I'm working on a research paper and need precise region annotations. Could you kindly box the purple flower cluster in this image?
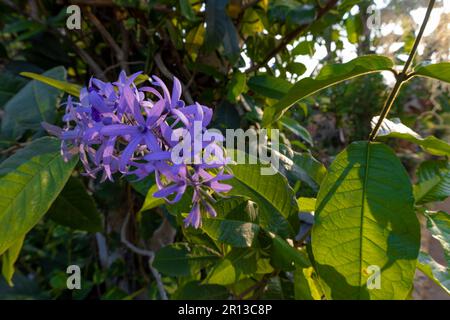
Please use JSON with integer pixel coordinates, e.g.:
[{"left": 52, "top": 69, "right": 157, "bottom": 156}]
[{"left": 44, "top": 71, "right": 232, "bottom": 228}]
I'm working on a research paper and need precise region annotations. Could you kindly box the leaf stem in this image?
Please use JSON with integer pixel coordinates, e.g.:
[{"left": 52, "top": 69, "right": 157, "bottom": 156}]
[{"left": 368, "top": 0, "right": 435, "bottom": 141}]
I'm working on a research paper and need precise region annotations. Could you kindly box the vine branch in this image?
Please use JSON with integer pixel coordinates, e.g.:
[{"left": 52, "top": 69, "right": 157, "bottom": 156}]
[
  {"left": 120, "top": 212, "right": 168, "bottom": 300},
  {"left": 368, "top": 0, "right": 436, "bottom": 141}
]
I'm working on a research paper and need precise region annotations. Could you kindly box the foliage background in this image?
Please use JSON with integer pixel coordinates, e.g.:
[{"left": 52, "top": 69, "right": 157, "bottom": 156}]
[{"left": 0, "top": 0, "right": 449, "bottom": 299}]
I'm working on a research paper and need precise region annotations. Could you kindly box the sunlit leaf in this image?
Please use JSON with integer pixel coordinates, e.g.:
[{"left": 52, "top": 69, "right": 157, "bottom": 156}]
[
  {"left": 413, "top": 62, "right": 450, "bottom": 84},
  {"left": 0, "top": 137, "right": 77, "bottom": 255},
  {"left": 311, "top": 141, "right": 420, "bottom": 300},
  {"left": 263, "top": 55, "right": 394, "bottom": 126}
]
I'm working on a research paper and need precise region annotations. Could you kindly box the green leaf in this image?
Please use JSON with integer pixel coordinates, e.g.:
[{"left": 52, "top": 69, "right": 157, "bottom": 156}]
[
  {"left": 226, "top": 72, "right": 247, "bottom": 102},
  {"left": 424, "top": 211, "right": 450, "bottom": 265},
  {"left": 227, "top": 163, "right": 297, "bottom": 238},
  {"left": 174, "top": 281, "right": 229, "bottom": 299},
  {"left": 186, "top": 23, "right": 205, "bottom": 61},
  {"left": 294, "top": 266, "right": 323, "bottom": 300},
  {"left": 205, "top": 0, "right": 240, "bottom": 63},
  {"left": 202, "top": 197, "right": 260, "bottom": 248},
  {"left": 414, "top": 161, "right": 450, "bottom": 205},
  {"left": 280, "top": 117, "right": 313, "bottom": 145},
  {"left": 297, "top": 197, "right": 316, "bottom": 212},
  {"left": 269, "top": 233, "right": 310, "bottom": 271},
  {"left": 373, "top": 117, "right": 450, "bottom": 157},
  {"left": 248, "top": 75, "right": 293, "bottom": 100},
  {"left": 2, "top": 67, "right": 66, "bottom": 139},
  {"left": 47, "top": 177, "right": 102, "bottom": 232},
  {"left": 292, "top": 41, "right": 315, "bottom": 56},
  {"left": 345, "top": 15, "right": 362, "bottom": 44},
  {"left": 413, "top": 62, "right": 450, "bottom": 84},
  {"left": 179, "top": 0, "right": 198, "bottom": 22},
  {"left": 0, "top": 137, "right": 78, "bottom": 255},
  {"left": 19, "top": 71, "right": 81, "bottom": 97},
  {"left": 311, "top": 141, "right": 420, "bottom": 300},
  {"left": 262, "top": 55, "right": 394, "bottom": 126},
  {"left": 0, "top": 71, "right": 27, "bottom": 108},
  {"left": 205, "top": 248, "right": 257, "bottom": 285},
  {"left": 241, "top": 8, "right": 264, "bottom": 35},
  {"left": 287, "top": 62, "right": 307, "bottom": 76},
  {"left": 1, "top": 235, "right": 25, "bottom": 287},
  {"left": 153, "top": 243, "right": 219, "bottom": 276},
  {"left": 417, "top": 251, "right": 449, "bottom": 295},
  {"left": 286, "top": 152, "right": 327, "bottom": 190},
  {"left": 269, "top": 1, "right": 316, "bottom": 25},
  {"left": 20, "top": 71, "right": 150, "bottom": 96},
  {"left": 138, "top": 184, "right": 165, "bottom": 213}
]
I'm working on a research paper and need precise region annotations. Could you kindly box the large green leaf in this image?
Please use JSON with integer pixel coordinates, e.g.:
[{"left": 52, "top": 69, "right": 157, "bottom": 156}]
[
  {"left": 262, "top": 55, "right": 394, "bottom": 126},
  {"left": 2, "top": 67, "right": 66, "bottom": 140},
  {"left": 424, "top": 211, "right": 450, "bottom": 266},
  {"left": 414, "top": 161, "right": 450, "bottom": 205},
  {"left": 20, "top": 71, "right": 81, "bottom": 97},
  {"left": 0, "top": 137, "right": 77, "bottom": 255},
  {"left": 413, "top": 62, "right": 450, "bottom": 84},
  {"left": 1, "top": 235, "right": 24, "bottom": 286},
  {"left": 47, "top": 177, "right": 102, "bottom": 232},
  {"left": 201, "top": 197, "right": 260, "bottom": 248},
  {"left": 373, "top": 117, "right": 450, "bottom": 157},
  {"left": 417, "top": 251, "right": 449, "bottom": 295},
  {"left": 227, "top": 163, "right": 297, "bottom": 238},
  {"left": 153, "top": 243, "right": 220, "bottom": 276},
  {"left": 311, "top": 141, "right": 420, "bottom": 300}
]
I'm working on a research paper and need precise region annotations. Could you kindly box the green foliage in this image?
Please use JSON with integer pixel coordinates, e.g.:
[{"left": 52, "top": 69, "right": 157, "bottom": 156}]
[
  {"left": 417, "top": 252, "right": 449, "bottom": 295},
  {"left": 0, "top": 137, "right": 77, "bottom": 255},
  {"left": 1, "top": 236, "right": 24, "bottom": 287},
  {"left": 312, "top": 142, "right": 420, "bottom": 299},
  {"left": 0, "top": 0, "right": 449, "bottom": 301},
  {"left": 154, "top": 243, "right": 220, "bottom": 276},
  {"left": 47, "top": 177, "right": 103, "bottom": 233},
  {"left": 20, "top": 71, "right": 81, "bottom": 97},
  {"left": 262, "top": 55, "right": 394, "bottom": 126},
  {"left": 228, "top": 163, "right": 298, "bottom": 238},
  {"left": 374, "top": 118, "right": 450, "bottom": 157},
  {"left": 1, "top": 67, "right": 66, "bottom": 140},
  {"left": 415, "top": 161, "right": 450, "bottom": 205},
  {"left": 413, "top": 63, "right": 450, "bottom": 84},
  {"left": 424, "top": 211, "right": 450, "bottom": 265}
]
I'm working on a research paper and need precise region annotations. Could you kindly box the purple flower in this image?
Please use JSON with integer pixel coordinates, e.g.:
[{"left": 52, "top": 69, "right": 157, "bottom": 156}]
[{"left": 43, "top": 71, "right": 233, "bottom": 228}]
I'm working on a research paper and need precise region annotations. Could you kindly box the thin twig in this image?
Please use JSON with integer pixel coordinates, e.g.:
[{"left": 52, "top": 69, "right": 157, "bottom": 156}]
[
  {"left": 369, "top": 0, "right": 436, "bottom": 141},
  {"left": 86, "top": 9, "right": 128, "bottom": 73},
  {"left": 154, "top": 52, "right": 194, "bottom": 105},
  {"left": 120, "top": 212, "right": 168, "bottom": 300}
]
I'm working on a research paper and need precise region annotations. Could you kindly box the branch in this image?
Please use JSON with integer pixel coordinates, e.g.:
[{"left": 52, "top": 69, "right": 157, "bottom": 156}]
[
  {"left": 154, "top": 52, "right": 194, "bottom": 105},
  {"left": 246, "top": 0, "right": 338, "bottom": 73},
  {"left": 369, "top": 0, "right": 436, "bottom": 141},
  {"left": 85, "top": 9, "right": 129, "bottom": 73},
  {"left": 0, "top": 0, "right": 106, "bottom": 80},
  {"left": 120, "top": 212, "right": 168, "bottom": 300}
]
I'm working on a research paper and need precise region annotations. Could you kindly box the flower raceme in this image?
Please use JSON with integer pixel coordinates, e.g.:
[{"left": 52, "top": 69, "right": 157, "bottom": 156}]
[{"left": 42, "top": 71, "right": 232, "bottom": 228}]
